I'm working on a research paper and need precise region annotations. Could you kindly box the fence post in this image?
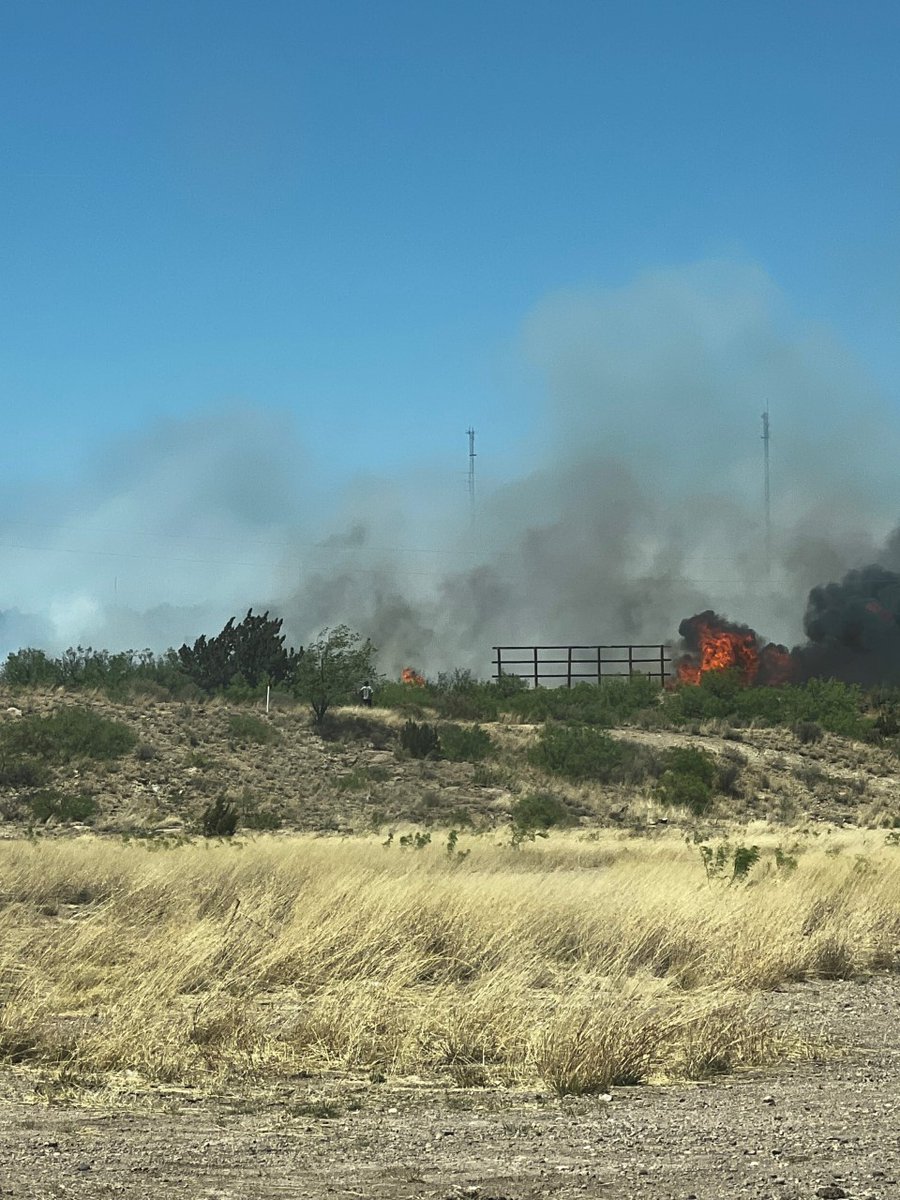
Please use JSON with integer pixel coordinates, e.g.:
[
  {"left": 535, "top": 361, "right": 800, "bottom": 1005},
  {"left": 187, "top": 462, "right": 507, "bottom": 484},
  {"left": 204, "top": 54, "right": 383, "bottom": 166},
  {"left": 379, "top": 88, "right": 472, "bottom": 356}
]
[
  {"left": 627, "top": 645, "right": 634, "bottom": 679},
  {"left": 494, "top": 646, "right": 502, "bottom": 681},
  {"left": 533, "top": 647, "right": 539, "bottom": 689},
  {"left": 659, "top": 644, "right": 666, "bottom": 685}
]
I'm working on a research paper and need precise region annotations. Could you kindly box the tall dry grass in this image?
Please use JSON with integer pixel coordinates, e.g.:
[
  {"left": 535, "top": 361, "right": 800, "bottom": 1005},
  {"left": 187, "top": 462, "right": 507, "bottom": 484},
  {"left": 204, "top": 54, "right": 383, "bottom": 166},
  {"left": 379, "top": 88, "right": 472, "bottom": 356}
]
[{"left": 1, "top": 829, "right": 897, "bottom": 1094}]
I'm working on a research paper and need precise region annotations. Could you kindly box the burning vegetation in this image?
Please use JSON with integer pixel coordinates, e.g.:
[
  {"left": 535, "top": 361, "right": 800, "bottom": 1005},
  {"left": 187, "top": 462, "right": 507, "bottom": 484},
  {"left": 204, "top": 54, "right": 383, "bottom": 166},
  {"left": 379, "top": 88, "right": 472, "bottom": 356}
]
[
  {"left": 676, "top": 611, "right": 792, "bottom": 688},
  {"left": 677, "top": 563, "right": 900, "bottom": 689}
]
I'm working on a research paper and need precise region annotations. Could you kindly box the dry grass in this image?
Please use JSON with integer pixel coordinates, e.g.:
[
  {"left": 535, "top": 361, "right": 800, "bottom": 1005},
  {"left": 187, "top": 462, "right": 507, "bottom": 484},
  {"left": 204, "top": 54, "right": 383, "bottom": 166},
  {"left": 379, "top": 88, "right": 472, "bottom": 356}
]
[{"left": 1, "top": 829, "right": 898, "bottom": 1095}]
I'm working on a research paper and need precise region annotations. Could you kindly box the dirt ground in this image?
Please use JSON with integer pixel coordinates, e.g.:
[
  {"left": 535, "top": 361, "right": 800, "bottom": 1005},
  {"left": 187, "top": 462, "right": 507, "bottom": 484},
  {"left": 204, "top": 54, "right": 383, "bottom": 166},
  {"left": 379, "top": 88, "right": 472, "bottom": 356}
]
[{"left": 0, "top": 978, "right": 898, "bottom": 1199}]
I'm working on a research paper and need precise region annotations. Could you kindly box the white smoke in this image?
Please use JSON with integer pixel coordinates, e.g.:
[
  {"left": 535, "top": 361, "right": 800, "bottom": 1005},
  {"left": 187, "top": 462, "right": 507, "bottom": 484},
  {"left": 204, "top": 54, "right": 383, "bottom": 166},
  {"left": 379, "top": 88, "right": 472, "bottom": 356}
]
[{"left": 2, "top": 260, "right": 897, "bottom": 676}]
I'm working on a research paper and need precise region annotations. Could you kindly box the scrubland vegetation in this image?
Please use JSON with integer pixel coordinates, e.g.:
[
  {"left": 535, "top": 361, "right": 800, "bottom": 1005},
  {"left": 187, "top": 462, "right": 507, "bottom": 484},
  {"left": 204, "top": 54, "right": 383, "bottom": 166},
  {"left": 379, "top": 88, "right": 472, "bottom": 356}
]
[
  {"left": 2, "top": 829, "right": 899, "bottom": 1098},
  {"left": 3, "top": 615, "right": 900, "bottom": 1104}
]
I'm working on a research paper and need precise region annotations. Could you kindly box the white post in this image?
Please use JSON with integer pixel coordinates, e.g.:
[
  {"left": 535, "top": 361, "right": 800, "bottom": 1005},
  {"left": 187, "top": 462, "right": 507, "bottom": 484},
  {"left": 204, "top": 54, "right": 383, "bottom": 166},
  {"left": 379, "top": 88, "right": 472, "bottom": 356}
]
[{"left": 265, "top": 685, "right": 271, "bottom": 714}]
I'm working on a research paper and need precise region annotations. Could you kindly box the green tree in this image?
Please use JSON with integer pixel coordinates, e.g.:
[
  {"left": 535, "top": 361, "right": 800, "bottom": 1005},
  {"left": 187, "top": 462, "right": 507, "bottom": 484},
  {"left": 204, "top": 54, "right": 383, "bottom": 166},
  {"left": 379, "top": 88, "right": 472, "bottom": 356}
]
[
  {"left": 178, "top": 609, "right": 302, "bottom": 693},
  {"left": 293, "top": 626, "right": 378, "bottom": 723}
]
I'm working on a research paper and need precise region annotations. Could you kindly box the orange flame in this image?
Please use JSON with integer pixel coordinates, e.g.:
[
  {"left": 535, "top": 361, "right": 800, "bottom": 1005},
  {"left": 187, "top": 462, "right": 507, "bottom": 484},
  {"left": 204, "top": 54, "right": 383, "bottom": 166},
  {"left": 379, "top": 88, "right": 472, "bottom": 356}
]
[
  {"left": 401, "top": 667, "right": 426, "bottom": 686},
  {"left": 677, "top": 623, "right": 759, "bottom": 685},
  {"left": 677, "top": 614, "right": 793, "bottom": 687}
]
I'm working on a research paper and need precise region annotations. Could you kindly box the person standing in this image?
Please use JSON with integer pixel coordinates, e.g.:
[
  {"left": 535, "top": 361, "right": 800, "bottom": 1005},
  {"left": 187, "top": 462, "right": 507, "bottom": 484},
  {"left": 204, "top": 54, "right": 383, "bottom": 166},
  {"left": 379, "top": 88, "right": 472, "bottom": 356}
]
[{"left": 359, "top": 680, "right": 373, "bottom": 707}]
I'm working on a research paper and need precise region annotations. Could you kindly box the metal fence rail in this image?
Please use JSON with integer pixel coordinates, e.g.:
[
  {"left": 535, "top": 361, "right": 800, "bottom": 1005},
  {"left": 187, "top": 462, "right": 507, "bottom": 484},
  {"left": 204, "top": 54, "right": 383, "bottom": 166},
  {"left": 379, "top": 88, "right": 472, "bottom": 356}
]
[{"left": 492, "top": 644, "right": 670, "bottom": 688}]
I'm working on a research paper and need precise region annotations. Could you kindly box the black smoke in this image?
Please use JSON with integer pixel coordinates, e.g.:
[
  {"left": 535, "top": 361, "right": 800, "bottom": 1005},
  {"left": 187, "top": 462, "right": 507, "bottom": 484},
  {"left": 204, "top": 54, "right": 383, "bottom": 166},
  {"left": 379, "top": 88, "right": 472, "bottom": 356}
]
[{"left": 794, "top": 564, "right": 900, "bottom": 685}]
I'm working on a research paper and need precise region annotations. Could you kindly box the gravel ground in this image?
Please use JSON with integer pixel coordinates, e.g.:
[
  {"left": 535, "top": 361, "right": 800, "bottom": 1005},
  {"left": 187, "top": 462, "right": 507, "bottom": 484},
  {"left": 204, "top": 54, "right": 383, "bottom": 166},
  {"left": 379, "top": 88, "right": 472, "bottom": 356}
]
[{"left": 0, "top": 977, "right": 898, "bottom": 1199}]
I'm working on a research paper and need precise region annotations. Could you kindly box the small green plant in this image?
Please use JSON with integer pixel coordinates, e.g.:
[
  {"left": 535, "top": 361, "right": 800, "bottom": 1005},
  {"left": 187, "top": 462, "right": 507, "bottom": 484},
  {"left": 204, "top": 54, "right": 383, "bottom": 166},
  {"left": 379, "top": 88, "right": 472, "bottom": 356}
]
[
  {"left": 731, "top": 844, "right": 761, "bottom": 880},
  {"left": 774, "top": 844, "right": 799, "bottom": 872},
  {"left": 0, "top": 708, "right": 137, "bottom": 763},
  {"left": 698, "top": 841, "right": 730, "bottom": 881},
  {"left": 237, "top": 789, "right": 281, "bottom": 831},
  {"left": 794, "top": 720, "right": 824, "bottom": 745},
  {"left": 697, "top": 840, "right": 760, "bottom": 883},
  {"left": 227, "top": 713, "right": 280, "bottom": 745},
  {"left": 200, "top": 796, "right": 239, "bottom": 838},
  {"left": 286, "top": 1099, "right": 343, "bottom": 1120},
  {"left": 438, "top": 723, "right": 494, "bottom": 762},
  {"left": 399, "top": 720, "right": 442, "bottom": 759},
  {"left": 398, "top": 830, "right": 431, "bottom": 850},
  {"left": 26, "top": 790, "right": 98, "bottom": 823},
  {"left": 335, "top": 768, "right": 371, "bottom": 792},
  {"left": 445, "top": 828, "right": 471, "bottom": 860}
]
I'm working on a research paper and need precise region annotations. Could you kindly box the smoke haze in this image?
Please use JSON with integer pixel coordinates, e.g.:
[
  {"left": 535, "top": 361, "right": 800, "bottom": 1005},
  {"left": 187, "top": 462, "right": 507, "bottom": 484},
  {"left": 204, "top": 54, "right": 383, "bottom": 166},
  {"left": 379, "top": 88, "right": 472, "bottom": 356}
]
[{"left": 4, "top": 260, "right": 899, "bottom": 679}]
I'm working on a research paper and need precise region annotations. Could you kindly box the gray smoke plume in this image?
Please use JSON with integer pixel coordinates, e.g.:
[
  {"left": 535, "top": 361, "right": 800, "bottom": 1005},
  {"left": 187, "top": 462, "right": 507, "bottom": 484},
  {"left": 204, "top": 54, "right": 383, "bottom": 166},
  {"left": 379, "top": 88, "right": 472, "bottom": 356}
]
[{"left": 3, "top": 260, "right": 899, "bottom": 679}]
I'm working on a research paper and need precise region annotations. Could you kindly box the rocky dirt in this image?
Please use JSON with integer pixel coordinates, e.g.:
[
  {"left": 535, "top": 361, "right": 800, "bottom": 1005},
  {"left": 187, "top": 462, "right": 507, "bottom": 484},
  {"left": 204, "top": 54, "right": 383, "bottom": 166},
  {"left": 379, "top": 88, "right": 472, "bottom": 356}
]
[
  {"left": 2, "top": 689, "right": 898, "bottom": 837},
  {"left": 1, "top": 977, "right": 898, "bottom": 1198}
]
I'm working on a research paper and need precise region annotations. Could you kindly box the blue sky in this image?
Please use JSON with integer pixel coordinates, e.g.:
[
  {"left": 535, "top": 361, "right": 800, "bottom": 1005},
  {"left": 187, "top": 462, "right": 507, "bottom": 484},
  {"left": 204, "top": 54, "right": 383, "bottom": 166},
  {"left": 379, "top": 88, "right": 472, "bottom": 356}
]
[{"left": 1, "top": 0, "right": 899, "bottom": 661}]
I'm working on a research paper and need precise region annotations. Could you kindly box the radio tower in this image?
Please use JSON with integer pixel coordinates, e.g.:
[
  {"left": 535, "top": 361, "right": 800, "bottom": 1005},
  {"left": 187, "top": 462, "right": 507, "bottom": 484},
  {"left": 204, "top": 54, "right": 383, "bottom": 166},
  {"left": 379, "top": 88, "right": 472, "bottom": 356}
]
[
  {"left": 761, "top": 405, "right": 771, "bottom": 574},
  {"left": 467, "top": 427, "right": 476, "bottom": 516}
]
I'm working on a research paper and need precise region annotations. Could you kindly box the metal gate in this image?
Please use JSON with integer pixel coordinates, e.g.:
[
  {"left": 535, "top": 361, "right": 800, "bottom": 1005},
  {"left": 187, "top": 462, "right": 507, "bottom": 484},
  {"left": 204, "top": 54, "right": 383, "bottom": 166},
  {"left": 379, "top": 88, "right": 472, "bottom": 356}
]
[{"left": 492, "top": 644, "right": 670, "bottom": 688}]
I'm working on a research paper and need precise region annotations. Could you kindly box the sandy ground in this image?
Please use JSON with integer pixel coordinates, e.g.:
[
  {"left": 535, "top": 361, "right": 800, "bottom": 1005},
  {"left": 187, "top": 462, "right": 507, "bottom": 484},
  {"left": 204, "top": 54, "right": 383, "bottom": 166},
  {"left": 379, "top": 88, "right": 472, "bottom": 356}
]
[{"left": 0, "top": 978, "right": 898, "bottom": 1199}]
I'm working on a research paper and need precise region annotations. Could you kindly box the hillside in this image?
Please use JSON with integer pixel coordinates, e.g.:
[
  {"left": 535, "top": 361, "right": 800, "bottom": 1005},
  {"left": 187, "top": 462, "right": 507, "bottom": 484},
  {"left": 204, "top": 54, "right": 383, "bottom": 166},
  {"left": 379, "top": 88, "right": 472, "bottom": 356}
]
[{"left": 1, "top": 686, "right": 898, "bottom": 837}]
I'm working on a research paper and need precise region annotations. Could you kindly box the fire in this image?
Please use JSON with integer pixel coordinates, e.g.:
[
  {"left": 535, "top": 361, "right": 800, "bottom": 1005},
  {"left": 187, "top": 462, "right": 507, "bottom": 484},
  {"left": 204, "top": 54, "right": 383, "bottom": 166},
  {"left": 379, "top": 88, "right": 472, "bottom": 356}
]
[
  {"left": 677, "top": 623, "right": 759, "bottom": 685},
  {"left": 676, "top": 610, "right": 793, "bottom": 687},
  {"left": 401, "top": 667, "right": 426, "bottom": 686}
]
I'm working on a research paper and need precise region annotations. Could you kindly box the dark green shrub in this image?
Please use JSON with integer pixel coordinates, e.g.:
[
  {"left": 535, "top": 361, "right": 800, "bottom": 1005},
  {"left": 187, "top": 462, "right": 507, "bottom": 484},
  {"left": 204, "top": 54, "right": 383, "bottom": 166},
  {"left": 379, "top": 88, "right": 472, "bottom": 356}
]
[
  {"left": 0, "top": 708, "right": 137, "bottom": 763},
  {"left": 227, "top": 713, "right": 280, "bottom": 745},
  {"left": 657, "top": 746, "right": 717, "bottom": 815},
  {"left": 731, "top": 844, "right": 761, "bottom": 879},
  {"left": 527, "top": 725, "right": 623, "bottom": 781},
  {"left": 658, "top": 772, "right": 713, "bottom": 816},
  {"left": 2, "top": 646, "right": 194, "bottom": 698},
  {"left": 2, "top": 649, "right": 59, "bottom": 687},
  {"left": 315, "top": 712, "right": 394, "bottom": 748},
  {"left": 510, "top": 792, "right": 572, "bottom": 832},
  {"left": 200, "top": 796, "right": 239, "bottom": 837},
  {"left": 27, "top": 790, "right": 98, "bottom": 823},
  {"left": 399, "top": 720, "right": 442, "bottom": 759},
  {"left": 438, "top": 723, "right": 493, "bottom": 762},
  {"left": 510, "top": 676, "right": 661, "bottom": 727},
  {"left": 0, "top": 754, "right": 50, "bottom": 788},
  {"left": 179, "top": 610, "right": 303, "bottom": 694}
]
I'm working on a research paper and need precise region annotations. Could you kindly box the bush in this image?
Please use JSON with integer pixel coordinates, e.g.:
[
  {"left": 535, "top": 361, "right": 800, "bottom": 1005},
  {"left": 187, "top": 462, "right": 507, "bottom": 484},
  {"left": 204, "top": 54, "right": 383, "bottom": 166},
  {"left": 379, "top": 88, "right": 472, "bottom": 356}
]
[
  {"left": 237, "top": 789, "right": 281, "bottom": 831},
  {"left": 293, "top": 626, "right": 379, "bottom": 724},
  {"left": 0, "top": 709, "right": 138, "bottom": 764},
  {"left": 794, "top": 720, "right": 824, "bottom": 745},
  {"left": 438, "top": 724, "right": 493, "bottom": 762},
  {"left": 657, "top": 746, "right": 717, "bottom": 816},
  {"left": 2, "top": 646, "right": 194, "bottom": 698},
  {"left": 511, "top": 677, "right": 660, "bottom": 727},
  {"left": 527, "top": 725, "right": 623, "bottom": 781},
  {"left": 26, "top": 790, "right": 98, "bottom": 824},
  {"left": 716, "top": 748, "right": 746, "bottom": 797},
  {"left": 227, "top": 714, "right": 280, "bottom": 745},
  {"left": 0, "top": 754, "right": 50, "bottom": 788},
  {"left": 399, "top": 721, "right": 442, "bottom": 759},
  {"left": 510, "top": 792, "right": 572, "bottom": 832},
  {"left": 200, "top": 796, "right": 239, "bottom": 838}
]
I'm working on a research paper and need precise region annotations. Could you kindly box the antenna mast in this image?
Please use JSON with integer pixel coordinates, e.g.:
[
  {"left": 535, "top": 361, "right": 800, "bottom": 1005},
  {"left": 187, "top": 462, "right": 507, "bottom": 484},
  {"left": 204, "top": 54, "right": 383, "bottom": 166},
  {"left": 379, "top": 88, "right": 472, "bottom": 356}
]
[
  {"left": 467, "top": 427, "right": 476, "bottom": 515},
  {"left": 761, "top": 405, "right": 771, "bottom": 573}
]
